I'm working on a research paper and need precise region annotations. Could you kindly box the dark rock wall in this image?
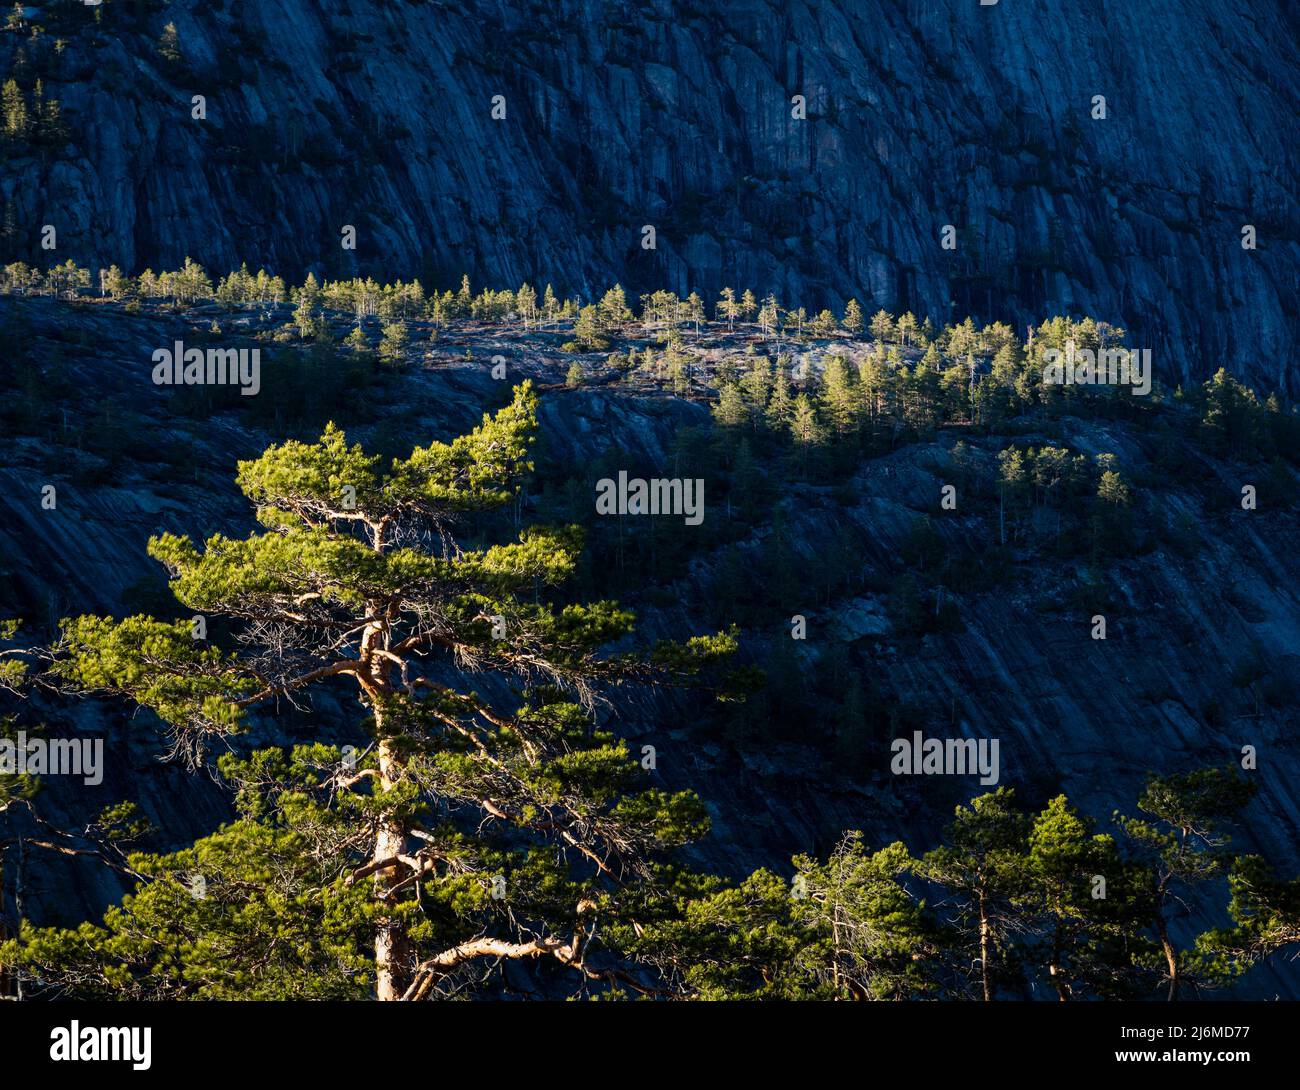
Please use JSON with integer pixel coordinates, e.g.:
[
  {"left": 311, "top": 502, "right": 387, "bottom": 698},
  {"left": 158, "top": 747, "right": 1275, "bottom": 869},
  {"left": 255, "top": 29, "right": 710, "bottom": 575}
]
[
  {"left": 2, "top": 296, "right": 1297, "bottom": 995},
  {"left": 2, "top": 0, "right": 1297, "bottom": 390}
]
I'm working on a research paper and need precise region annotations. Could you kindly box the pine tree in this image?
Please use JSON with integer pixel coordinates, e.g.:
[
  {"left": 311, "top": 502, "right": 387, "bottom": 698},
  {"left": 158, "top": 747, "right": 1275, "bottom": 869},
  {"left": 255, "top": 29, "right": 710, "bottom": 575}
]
[
  {"left": 855, "top": 354, "right": 886, "bottom": 431},
  {"left": 344, "top": 324, "right": 371, "bottom": 355},
  {"left": 997, "top": 447, "right": 1028, "bottom": 544},
  {"left": 717, "top": 286, "right": 739, "bottom": 330},
  {"left": 811, "top": 309, "right": 837, "bottom": 338},
  {"left": 667, "top": 351, "right": 688, "bottom": 395},
  {"left": 686, "top": 291, "right": 705, "bottom": 335},
  {"left": 648, "top": 834, "right": 935, "bottom": 999},
  {"left": 157, "top": 22, "right": 183, "bottom": 64},
  {"left": 820, "top": 354, "right": 857, "bottom": 437},
  {"left": 905, "top": 360, "right": 941, "bottom": 434},
  {"left": 738, "top": 354, "right": 771, "bottom": 423},
  {"left": 598, "top": 284, "right": 632, "bottom": 329},
  {"left": 1117, "top": 767, "right": 1256, "bottom": 1000},
  {"left": 712, "top": 383, "right": 747, "bottom": 429},
  {"left": 789, "top": 394, "right": 825, "bottom": 474},
  {"left": 765, "top": 362, "right": 793, "bottom": 432},
  {"left": 843, "top": 298, "right": 864, "bottom": 336},
  {"left": 293, "top": 272, "right": 323, "bottom": 338},
  {"left": 6, "top": 385, "right": 737, "bottom": 1000},
  {"left": 1200, "top": 368, "right": 1268, "bottom": 458},
  {"left": 919, "top": 789, "right": 1030, "bottom": 1000},
  {"left": 947, "top": 317, "right": 979, "bottom": 359},
  {"left": 515, "top": 282, "right": 537, "bottom": 327},
  {"left": 2, "top": 79, "right": 26, "bottom": 139},
  {"left": 1092, "top": 468, "right": 1132, "bottom": 553},
  {"left": 36, "top": 89, "right": 67, "bottom": 146},
  {"left": 378, "top": 319, "right": 408, "bottom": 366},
  {"left": 1021, "top": 796, "right": 1128, "bottom": 1000},
  {"left": 573, "top": 304, "right": 608, "bottom": 351},
  {"left": 541, "top": 283, "right": 559, "bottom": 325},
  {"left": 797, "top": 835, "right": 934, "bottom": 999},
  {"left": 172, "top": 256, "right": 212, "bottom": 305},
  {"left": 1196, "top": 855, "right": 1300, "bottom": 984},
  {"left": 102, "top": 265, "right": 130, "bottom": 300}
]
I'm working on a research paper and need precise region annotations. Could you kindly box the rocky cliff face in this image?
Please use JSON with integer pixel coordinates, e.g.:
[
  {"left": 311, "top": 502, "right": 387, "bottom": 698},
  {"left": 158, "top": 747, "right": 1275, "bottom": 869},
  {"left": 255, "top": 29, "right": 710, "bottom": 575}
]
[
  {"left": 2, "top": 294, "right": 1298, "bottom": 996},
  {"left": 2, "top": 0, "right": 1297, "bottom": 391}
]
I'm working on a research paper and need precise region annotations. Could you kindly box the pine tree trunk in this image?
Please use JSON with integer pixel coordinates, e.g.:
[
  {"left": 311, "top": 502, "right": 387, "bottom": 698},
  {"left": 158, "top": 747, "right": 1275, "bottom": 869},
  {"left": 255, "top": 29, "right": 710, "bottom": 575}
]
[
  {"left": 1050, "top": 925, "right": 1069, "bottom": 1001},
  {"left": 1157, "top": 916, "right": 1180, "bottom": 1001},
  {"left": 373, "top": 737, "right": 408, "bottom": 1001},
  {"left": 978, "top": 891, "right": 992, "bottom": 1001}
]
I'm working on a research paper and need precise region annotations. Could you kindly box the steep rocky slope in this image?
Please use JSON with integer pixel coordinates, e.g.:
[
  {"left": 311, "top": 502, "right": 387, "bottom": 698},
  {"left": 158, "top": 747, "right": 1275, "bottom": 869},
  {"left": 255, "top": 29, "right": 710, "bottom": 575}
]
[
  {"left": 1, "top": 0, "right": 1297, "bottom": 391},
  {"left": 2, "top": 294, "right": 1297, "bottom": 996}
]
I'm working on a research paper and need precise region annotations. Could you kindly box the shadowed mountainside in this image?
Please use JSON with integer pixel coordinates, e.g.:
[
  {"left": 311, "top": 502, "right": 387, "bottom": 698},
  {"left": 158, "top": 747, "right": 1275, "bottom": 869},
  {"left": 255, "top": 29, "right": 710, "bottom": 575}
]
[
  {"left": 1, "top": 0, "right": 1297, "bottom": 392},
  {"left": 2, "top": 294, "right": 1297, "bottom": 996}
]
